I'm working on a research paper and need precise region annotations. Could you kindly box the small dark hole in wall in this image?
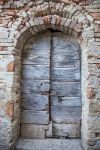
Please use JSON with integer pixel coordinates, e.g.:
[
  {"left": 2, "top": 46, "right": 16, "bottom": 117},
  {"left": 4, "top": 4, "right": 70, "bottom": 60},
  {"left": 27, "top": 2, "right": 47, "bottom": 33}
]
[
  {"left": 48, "top": 28, "right": 61, "bottom": 33},
  {"left": 95, "top": 133, "right": 100, "bottom": 137}
]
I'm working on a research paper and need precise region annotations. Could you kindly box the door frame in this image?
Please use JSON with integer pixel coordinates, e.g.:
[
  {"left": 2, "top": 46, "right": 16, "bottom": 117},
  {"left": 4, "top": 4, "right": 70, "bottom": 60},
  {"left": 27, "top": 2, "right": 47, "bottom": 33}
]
[
  {"left": 14, "top": 16, "right": 90, "bottom": 148},
  {"left": 20, "top": 30, "right": 82, "bottom": 139}
]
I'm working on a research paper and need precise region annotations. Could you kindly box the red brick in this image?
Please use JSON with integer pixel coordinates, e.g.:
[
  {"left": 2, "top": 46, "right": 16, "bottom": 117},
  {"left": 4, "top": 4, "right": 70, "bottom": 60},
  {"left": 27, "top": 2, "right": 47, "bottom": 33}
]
[
  {"left": 74, "top": 23, "right": 82, "bottom": 33},
  {"left": 0, "top": 47, "right": 3, "bottom": 51},
  {"left": 7, "top": 61, "right": 15, "bottom": 72},
  {"left": 43, "top": 16, "right": 49, "bottom": 25},
  {"left": 56, "top": 17, "right": 61, "bottom": 26},
  {"left": 95, "top": 33, "right": 100, "bottom": 38},
  {"left": 87, "top": 87, "right": 95, "bottom": 99},
  {"left": 96, "top": 63, "right": 100, "bottom": 69},
  {"left": 5, "top": 10, "right": 16, "bottom": 16},
  {"left": 5, "top": 101, "right": 14, "bottom": 118},
  {"left": 90, "top": 13, "right": 100, "bottom": 21},
  {"left": 0, "top": 47, "right": 8, "bottom": 51}
]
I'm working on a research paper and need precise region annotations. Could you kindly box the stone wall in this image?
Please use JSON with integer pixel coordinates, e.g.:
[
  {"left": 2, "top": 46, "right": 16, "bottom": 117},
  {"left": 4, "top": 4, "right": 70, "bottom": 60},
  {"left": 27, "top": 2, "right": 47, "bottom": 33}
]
[{"left": 0, "top": 0, "right": 100, "bottom": 150}]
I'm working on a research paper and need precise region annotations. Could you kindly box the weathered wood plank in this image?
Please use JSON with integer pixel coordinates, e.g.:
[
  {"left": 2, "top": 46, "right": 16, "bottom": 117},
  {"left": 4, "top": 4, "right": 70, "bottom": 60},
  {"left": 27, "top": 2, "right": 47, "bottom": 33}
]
[
  {"left": 51, "top": 82, "right": 81, "bottom": 97},
  {"left": 52, "top": 43, "right": 79, "bottom": 53},
  {"left": 21, "top": 110, "right": 49, "bottom": 124},
  {"left": 51, "top": 106, "right": 81, "bottom": 124},
  {"left": 51, "top": 32, "right": 81, "bottom": 138},
  {"left": 21, "top": 79, "right": 50, "bottom": 94},
  {"left": 51, "top": 113, "right": 81, "bottom": 124},
  {"left": 21, "top": 124, "right": 48, "bottom": 139},
  {"left": 22, "top": 50, "right": 50, "bottom": 65},
  {"left": 52, "top": 50, "right": 79, "bottom": 60},
  {"left": 51, "top": 105, "right": 81, "bottom": 124},
  {"left": 51, "top": 96, "right": 81, "bottom": 107},
  {"left": 51, "top": 106, "right": 81, "bottom": 115},
  {"left": 24, "top": 31, "right": 51, "bottom": 50},
  {"left": 51, "top": 51, "right": 80, "bottom": 68},
  {"left": 51, "top": 60, "right": 80, "bottom": 68},
  {"left": 53, "top": 123, "right": 81, "bottom": 138},
  {"left": 52, "top": 33, "right": 80, "bottom": 51},
  {"left": 45, "top": 121, "right": 53, "bottom": 138},
  {"left": 21, "top": 94, "right": 49, "bottom": 111},
  {"left": 52, "top": 111, "right": 81, "bottom": 124},
  {"left": 51, "top": 67, "right": 80, "bottom": 81},
  {"left": 22, "top": 65, "right": 50, "bottom": 79}
]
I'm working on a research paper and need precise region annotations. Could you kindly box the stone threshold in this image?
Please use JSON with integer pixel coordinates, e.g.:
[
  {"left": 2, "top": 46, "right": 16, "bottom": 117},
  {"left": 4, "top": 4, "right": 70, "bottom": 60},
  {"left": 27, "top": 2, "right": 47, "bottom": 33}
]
[{"left": 15, "top": 139, "right": 83, "bottom": 150}]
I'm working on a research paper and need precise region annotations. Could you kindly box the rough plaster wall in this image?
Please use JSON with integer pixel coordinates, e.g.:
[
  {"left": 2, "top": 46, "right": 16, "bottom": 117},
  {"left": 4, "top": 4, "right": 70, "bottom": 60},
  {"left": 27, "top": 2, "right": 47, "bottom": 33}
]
[{"left": 0, "top": 0, "right": 100, "bottom": 150}]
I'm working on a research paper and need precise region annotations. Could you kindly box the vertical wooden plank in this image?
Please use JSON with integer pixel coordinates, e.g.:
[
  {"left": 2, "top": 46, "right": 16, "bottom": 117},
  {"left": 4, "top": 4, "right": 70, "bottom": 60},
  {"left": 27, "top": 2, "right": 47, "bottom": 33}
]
[
  {"left": 23, "top": 31, "right": 51, "bottom": 50},
  {"left": 21, "top": 124, "right": 48, "bottom": 139},
  {"left": 51, "top": 32, "right": 81, "bottom": 138},
  {"left": 21, "top": 31, "right": 51, "bottom": 139},
  {"left": 21, "top": 110, "right": 49, "bottom": 125}
]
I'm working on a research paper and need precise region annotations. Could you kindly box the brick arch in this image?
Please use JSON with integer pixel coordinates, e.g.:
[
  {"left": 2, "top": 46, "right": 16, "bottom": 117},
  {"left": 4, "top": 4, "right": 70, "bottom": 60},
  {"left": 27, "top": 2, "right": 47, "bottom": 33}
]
[
  {"left": 8, "top": 2, "right": 95, "bottom": 149},
  {"left": 17, "top": 2, "right": 91, "bottom": 23},
  {"left": 12, "top": 2, "right": 93, "bottom": 49},
  {"left": 14, "top": 15, "right": 83, "bottom": 49},
  {"left": 14, "top": 16, "right": 92, "bottom": 50},
  {"left": 2, "top": 0, "right": 91, "bottom": 7}
]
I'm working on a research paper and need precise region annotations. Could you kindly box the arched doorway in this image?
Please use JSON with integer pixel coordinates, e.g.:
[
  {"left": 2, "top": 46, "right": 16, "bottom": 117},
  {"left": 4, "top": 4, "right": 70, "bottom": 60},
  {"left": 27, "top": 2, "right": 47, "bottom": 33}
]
[{"left": 20, "top": 30, "right": 81, "bottom": 139}]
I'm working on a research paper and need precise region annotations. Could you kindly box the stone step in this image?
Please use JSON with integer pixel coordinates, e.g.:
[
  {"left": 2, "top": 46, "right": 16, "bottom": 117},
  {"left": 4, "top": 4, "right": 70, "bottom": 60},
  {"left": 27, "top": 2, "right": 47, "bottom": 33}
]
[{"left": 15, "top": 139, "right": 83, "bottom": 150}]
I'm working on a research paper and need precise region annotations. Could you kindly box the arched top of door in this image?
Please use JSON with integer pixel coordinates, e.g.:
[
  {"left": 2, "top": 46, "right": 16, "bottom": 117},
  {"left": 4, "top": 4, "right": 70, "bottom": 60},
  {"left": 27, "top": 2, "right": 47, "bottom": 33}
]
[{"left": 11, "top": 2, "right": 94, "bottom": 52}]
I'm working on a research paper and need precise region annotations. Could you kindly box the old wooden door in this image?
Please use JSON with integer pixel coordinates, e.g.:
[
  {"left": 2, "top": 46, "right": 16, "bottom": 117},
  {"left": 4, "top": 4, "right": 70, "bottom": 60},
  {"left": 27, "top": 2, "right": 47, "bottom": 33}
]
[{"left": 21, "top": 31, "right": 81, "bottom": 139}]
